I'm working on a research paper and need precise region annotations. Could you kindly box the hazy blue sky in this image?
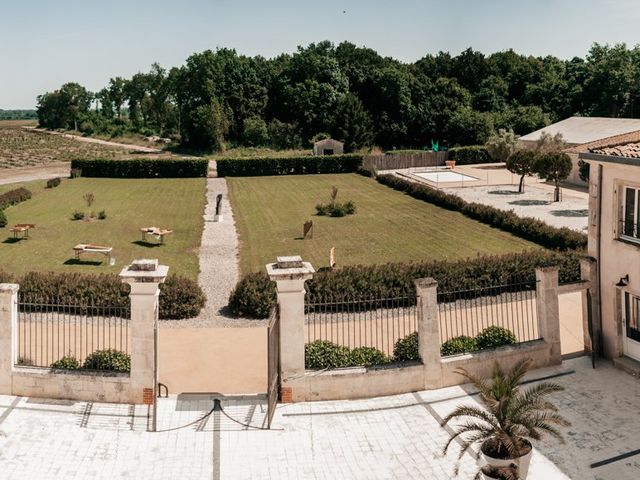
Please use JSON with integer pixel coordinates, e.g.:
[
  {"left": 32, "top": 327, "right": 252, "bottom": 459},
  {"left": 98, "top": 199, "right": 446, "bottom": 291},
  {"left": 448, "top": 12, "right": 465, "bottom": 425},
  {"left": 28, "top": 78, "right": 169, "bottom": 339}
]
[{"left": 2, "top": 0, "right": 640, "bottom": 108}]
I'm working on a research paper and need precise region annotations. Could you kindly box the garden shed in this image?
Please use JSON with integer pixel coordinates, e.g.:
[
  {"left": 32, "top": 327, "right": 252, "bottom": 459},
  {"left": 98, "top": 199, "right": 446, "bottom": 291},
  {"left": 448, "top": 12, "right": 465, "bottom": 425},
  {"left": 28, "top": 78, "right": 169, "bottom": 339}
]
[{"left": 313, "top": 138, "right": 344, "bottom": 156}]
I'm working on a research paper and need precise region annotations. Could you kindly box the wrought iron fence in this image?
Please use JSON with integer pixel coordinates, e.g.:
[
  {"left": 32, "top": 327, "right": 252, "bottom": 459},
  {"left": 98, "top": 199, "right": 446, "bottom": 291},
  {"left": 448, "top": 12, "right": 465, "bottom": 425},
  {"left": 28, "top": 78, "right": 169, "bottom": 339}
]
[
  {"left": 437, "top": 278, "right": 539, "bottom": 349},
  {"left": 16, "top": 293, "right": 130, "bottom": 372},
  {"left": 305, "top": 295, "right": 418, "bottom": 360},
  {"left": 266, "top": 306, "right": 280, "bottom": 429}
]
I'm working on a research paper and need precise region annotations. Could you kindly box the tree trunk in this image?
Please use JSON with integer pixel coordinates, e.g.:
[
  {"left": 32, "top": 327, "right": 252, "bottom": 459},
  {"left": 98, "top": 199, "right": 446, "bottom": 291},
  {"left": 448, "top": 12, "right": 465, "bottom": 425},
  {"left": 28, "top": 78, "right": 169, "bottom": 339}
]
[
  {"left": 554, "top": 182, "right": 560, "bottom": 202},
  {"left": 518, "top": 174, "right": 525, "bottom": 193}
]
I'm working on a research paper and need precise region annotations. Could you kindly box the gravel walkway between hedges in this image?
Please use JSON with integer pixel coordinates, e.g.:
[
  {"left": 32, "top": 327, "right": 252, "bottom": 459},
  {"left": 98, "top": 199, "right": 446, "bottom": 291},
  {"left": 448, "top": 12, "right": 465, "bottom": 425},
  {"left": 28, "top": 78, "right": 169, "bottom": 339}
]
[{"left": 161, "top": 168, "right": 265, "bottom": 328}]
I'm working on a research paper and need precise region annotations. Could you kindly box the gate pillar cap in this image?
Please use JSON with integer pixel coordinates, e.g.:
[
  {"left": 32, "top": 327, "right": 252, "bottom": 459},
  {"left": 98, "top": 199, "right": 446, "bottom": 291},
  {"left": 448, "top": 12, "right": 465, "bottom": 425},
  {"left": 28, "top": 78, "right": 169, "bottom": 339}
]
[
  {"left": 120, "top": 259, "right": 169, "bottom": 284},
  {"left": 267, "top": 259, "right": 314, "bottom": 282},
  {"left": 0, "top": 284, "right": 19, "bottom": 293}
]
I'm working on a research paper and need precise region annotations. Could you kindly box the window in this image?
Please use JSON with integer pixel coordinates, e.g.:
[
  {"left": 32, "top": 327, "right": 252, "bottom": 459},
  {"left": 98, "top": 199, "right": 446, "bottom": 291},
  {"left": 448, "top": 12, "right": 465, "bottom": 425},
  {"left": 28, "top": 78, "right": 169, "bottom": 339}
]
[
  {"left": 624, "top": 292, "right": 640, "bottom": 342},
  {"left": 621, "top": 186, "right": 640, "bottom": 241}
]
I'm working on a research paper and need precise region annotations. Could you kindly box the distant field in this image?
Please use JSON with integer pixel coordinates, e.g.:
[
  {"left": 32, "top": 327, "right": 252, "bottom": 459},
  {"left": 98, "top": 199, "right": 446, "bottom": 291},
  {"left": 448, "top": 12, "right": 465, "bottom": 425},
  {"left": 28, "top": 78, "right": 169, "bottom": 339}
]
[
  {"left": 0, "top": 119, "right": 37, "bottom": 127},
  {"left": 0, "top": 177, "right": 206, "bottom": 278},
  {"left": 228, "top": 173, "right": 539, "bottom": 274}
]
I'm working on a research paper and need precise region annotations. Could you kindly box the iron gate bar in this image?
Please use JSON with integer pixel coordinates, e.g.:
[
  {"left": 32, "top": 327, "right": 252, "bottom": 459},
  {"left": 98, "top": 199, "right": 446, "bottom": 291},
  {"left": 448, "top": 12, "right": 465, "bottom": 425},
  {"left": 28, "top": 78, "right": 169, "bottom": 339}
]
[{"left": 266, "top": 305, "right": 280, "bottom": 429}]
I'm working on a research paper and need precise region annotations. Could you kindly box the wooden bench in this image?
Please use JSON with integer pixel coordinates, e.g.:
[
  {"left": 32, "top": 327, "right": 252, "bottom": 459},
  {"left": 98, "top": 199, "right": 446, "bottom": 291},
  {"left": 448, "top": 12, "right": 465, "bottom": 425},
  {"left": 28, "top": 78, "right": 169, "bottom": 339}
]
[
  {"left": 73, "top": 244, "right": 113, "bottom": 263},
  {"left": 140, "top": 227, "right": 173, "bottom": 244},
  {"left": 10, "top": 224, "right": 35, "bottom": 239}
]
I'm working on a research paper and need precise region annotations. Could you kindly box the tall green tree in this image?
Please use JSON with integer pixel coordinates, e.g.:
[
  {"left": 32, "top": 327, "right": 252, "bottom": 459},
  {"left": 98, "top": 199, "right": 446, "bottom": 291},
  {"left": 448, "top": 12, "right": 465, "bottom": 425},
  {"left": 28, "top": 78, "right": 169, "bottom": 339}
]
[
  {"left": 332, "top": 93, "right": 374, "bottom": 152},
  {"left": 534, "top": 152, "right": 573, "bottom": 201}
]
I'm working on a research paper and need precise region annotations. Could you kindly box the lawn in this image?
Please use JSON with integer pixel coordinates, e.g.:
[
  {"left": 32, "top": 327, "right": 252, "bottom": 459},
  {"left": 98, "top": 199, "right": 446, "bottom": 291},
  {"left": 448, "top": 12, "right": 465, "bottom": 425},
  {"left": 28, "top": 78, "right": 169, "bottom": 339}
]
[
  {"left": 0, "top": 177, "right": 206, "bottom": 278},
  {"left": 228, "top": 173, "right": 539, "bottom": 274}
]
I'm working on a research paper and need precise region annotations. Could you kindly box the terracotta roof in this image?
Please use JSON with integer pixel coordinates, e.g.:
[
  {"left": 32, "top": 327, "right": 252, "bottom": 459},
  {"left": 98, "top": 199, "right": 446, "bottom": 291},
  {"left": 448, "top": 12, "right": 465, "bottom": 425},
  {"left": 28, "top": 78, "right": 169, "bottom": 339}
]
[
  {"left": 591, "top": 142, "right": 640, "bottom": 158},
  {"left": 564, "top": 130, "right": 640, "bottom": 154}
]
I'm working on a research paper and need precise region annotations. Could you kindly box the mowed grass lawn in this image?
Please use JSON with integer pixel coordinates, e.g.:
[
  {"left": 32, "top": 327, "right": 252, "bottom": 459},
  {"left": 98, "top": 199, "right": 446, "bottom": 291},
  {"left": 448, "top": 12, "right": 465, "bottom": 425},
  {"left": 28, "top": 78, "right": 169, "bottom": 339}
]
[
  {"left": 228, "top": 173, "right": 539, "bottom": 274},
  {"left": 0, "top": 178, "right": 206, "bottom": 278}
]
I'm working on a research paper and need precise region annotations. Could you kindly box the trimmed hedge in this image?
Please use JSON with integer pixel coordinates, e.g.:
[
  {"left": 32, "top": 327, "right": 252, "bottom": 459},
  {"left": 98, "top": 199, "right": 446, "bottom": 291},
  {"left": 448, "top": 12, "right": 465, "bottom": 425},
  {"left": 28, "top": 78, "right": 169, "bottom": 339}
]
[
  {"left": 0, "top": 210, "right": 6, "bottom": 228},
  {"left": 377, "top": 174, "right": 587, "bottom": 251},
  {"left": 229, "top": 250, "right": 582, "bottom": 318},
  {"left": 304, "top": 341, "right": 391, "bottom": 369},
  {"left": 393, "top": 332, "right": 419, "bottom": 361},
  {"left": 6, "top": 271, "right": 205, "bottom": 320},
  {"left": 83, "top": 349, "right": 131, "bottom": 372},
  {"left": 216, "top": 154, "right": 363, "bottom": 177},
  {"left": 70, "top": 159, "right": 208, "bottom": 178},
  {"left": 448, "top": 145, "right": 492, "bottom": 165},
  {"left": 0, "top": 187, "right": 32, "bottom": 210},
  {"left": 441, "top": 335, "right": 477, "bottom": 356},
  {"left": 475, "top": 326, "right": 517, "bottom": 349}
]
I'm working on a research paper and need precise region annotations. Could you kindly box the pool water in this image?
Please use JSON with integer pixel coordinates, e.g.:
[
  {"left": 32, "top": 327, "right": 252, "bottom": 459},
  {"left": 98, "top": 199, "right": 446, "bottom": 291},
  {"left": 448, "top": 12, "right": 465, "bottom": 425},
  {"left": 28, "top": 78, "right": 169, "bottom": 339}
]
[{"left": 414, "top": 170, "right": 478, "bottom": 183}]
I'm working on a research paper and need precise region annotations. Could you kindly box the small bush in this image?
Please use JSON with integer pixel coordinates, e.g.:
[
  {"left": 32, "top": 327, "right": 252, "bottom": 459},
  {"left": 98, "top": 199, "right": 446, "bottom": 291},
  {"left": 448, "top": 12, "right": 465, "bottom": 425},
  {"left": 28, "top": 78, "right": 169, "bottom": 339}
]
[
  {"left": 70, "top": 168, "right": 82, "bottom": 179},
  {"left": 393, "top": 332, "right": 419, "bottom": 361},
  {"left": 441, "top": 336, "right": 477, "bottom": 356},
  {"left": 228, "top": 272, "right": 276, "bottom": 318},
  {"left": 71, "top": 210, "right": 85, "bottom": 220},
  {"left": 46, "top": 177, "right": 61, "bottom": 188},
  {"left": 98, "top": 210, "right": 107, "bottom": 220},
  {"left": 0, "top": 210, "right": 6, "bottom": 228},
  {"left": 83, "top": 192, "right": 95, "bottom": 207},
  {"left": 305, "top": 340, "right": 351, "bottom": 369},
  {"left": 315, "top": 201, "right": 356, "bottom": 217},
  {"left": 83, "top": 349, "right": 130, "bottom": 372},
  {"left": 475, "top": 326, "right": 517, "bottom": 350},
  {"left": 0, "top": 187, "right": 32, "bottom": 210},
  {"left": 343, "top": 200, "right": 356, "bottom": 215},
  {"left": 51, "top": 356, "right": 80, "bottom": 370},
  {"left": 349, "top": 347, "right": 390, "bottom": 366},
  {"left": 159, "top": 276, "right": 206, "bottom": 320},
  {"left": 315, "top": 203, "right": 330, "bottom": 216}
]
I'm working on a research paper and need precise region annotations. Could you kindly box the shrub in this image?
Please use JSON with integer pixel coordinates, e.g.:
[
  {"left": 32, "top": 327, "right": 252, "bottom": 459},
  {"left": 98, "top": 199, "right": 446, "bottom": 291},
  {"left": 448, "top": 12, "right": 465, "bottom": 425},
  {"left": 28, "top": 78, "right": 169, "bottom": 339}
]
[
  {"left": 448, "top": 145, "right": 492, "bottom": 165},
  {"left": 216, "top": 154, "right": 364, "bottom": 177},
  {"left": 343, "top": 200, "right": 356, "bottom": 215},
  {"left": 475, "top": 326, "right": 517, "bottom": 349},
  {"left": 71, "top": 210, "right": 85, "bottom": 220},
  {"left": 159, "top": 276, "right": 206, "bottom": 320},
  {"left": 348, "top": 347, "right": 390, "bottom": 366},
  {"left": 83, "top": 349, "right": 130, "bottom": 372},
  {"left": 315, "top": 203, "right": 330, "bottom": 216},
  {"left": 51, "top": 356, "right": 80, "bottom": 370},
  {"left": 305, "top": 340, "right": 351, "bottom": 369},
  {"left": 393, "top": 332, "right": 419, "bottom": 361},
  {"left": 0, "top": 210, "right": 6, "bottom": 228},
  {"left": 70, "top": 159, "right": 208, "bottom": 178},
  {"left": 0, "top": 187, "right": 32, "bottom": 210},
  {"left": 441, "top": 336, "right": 478, "bottom": 356},
  {"left": 98, "top": 210, "right": 107, "bottom": 220},
  {"left": 228, "top": 272, "right": 276, "bottom": 318},
  {"left": 83, "top": 192, "right": 95, "bottom": 207},
  {"left": 70, "top": 168, "right": 82, "bottom": 179},
  {"left": 46, "top": 177, "right": 61, "bottom": 188},
  {"left": 376, "top": 174, "right": 587, "bottom": 251},
  {"left": 229, "top": 249, "right": 582, "bottom": 318}
]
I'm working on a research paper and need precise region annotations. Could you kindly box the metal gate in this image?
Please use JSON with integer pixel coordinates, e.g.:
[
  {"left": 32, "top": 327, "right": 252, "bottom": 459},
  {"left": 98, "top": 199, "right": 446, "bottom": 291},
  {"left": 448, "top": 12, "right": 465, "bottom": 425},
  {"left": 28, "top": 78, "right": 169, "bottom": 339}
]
[{"left": 266, "top": 305, "right": 280, "bottom": 429}]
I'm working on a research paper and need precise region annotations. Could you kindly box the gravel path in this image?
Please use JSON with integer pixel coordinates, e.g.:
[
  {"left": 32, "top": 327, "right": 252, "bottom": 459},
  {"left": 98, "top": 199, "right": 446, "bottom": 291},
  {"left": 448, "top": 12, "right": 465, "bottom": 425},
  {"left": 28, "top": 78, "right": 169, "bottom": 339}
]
[{"left": 161, "top": 170, "right": 266, "bottom": 328}]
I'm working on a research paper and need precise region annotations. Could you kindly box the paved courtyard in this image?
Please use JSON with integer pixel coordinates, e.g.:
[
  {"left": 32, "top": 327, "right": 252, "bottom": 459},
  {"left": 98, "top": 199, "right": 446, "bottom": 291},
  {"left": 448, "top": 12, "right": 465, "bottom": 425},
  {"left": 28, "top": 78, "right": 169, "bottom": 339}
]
[{"left": 0, "top": 357, "right": 637, "bottom": 479}]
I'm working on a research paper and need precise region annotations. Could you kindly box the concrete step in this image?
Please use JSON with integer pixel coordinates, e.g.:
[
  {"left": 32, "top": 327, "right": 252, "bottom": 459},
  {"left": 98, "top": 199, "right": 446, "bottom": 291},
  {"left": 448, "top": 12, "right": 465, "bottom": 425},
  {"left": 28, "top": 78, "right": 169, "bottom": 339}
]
[{"left": 612, "top": 356, "right": 640, "bottom": 379}]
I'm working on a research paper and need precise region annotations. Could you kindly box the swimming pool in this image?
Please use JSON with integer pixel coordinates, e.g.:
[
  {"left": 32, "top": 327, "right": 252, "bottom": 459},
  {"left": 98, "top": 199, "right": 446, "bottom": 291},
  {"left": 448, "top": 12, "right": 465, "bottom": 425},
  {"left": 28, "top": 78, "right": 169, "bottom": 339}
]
[{"left": 414, "top": 170, "right": 478, "bottom": 183}]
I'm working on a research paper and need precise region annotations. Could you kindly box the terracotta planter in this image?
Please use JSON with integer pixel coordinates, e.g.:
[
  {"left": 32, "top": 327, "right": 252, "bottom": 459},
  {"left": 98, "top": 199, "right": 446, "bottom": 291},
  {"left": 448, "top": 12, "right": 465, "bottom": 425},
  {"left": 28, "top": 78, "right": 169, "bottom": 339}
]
[
  {"left": 480, "top": 440, "right": 532, "bottom": 479},
  {"left": 445, "top": 160, "right": 456, "bottom": 169}
]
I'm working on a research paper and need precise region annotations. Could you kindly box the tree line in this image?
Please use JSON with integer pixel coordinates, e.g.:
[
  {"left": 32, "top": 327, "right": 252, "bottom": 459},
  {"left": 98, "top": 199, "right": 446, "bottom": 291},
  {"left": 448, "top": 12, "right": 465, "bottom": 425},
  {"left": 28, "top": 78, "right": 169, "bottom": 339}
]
[
  {"left": 0, "top": 109, "right": 37, "bottom": 120},
  {"left": 35, "top": 41, "right": 640, "bottom": 152}
]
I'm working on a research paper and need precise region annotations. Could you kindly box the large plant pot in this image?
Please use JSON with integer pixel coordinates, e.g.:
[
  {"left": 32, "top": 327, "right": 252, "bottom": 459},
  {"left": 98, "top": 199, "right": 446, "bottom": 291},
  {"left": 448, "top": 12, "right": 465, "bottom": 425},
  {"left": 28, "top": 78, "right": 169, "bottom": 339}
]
[{"left": 480, "top": 439, "right": 532, "bottom": 479}]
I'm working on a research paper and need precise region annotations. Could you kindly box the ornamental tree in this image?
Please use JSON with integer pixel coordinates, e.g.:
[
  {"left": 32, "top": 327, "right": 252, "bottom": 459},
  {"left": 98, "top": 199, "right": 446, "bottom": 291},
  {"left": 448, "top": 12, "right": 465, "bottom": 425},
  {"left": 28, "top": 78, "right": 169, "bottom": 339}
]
[
  {"left": 506, "top": 150, "right": 537, "bottom": 193},
  {"left": 534, "top": 152, "right": 573, "bottom": 202}
]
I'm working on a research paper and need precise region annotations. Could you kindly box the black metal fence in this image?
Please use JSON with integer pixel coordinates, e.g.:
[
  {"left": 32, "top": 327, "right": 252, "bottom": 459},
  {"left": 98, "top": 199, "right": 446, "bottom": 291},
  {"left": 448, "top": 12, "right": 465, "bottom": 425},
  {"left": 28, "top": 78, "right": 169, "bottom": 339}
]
[
  {"left": 16, "top": 293, "right": 130, "bottom": 371},
  {"left": 437, "top": 278, "right": 539, "bottom": 347},
  {"left": 305, "top": 295, "right": 418, "bottom": 359},
  {"left": 266, "top": 306, "right": 280, "bottom": 429}
]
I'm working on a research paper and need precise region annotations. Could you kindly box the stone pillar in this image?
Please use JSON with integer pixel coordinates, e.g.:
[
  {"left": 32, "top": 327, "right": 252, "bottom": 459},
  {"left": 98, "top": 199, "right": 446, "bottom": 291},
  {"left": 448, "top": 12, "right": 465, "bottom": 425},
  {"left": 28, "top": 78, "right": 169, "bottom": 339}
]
[
  {"left": 267, "top": 256, "right": 314, "bottom": 403},
  {"left": 0, "top": 284, "right": 18, "bottom": 394},
  {"left": 535, "top": 266, "right": 561, "bottom": 364},
  {"left": 580, "top": 257, "right": 600, "bottom": 354},
  {"left": 415, "top": 278, "right": 442, "bottom": 389},
  {"left": 120, "top": 259, "right": 168, "bottom": 404}
]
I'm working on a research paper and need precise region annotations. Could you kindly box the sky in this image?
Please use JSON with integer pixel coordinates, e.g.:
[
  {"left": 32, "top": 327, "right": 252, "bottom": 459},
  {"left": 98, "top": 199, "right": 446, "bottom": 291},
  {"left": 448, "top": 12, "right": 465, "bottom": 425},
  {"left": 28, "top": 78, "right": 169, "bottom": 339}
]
[{"left": 2, "top": 0, "right": 640, "bottom": 109}]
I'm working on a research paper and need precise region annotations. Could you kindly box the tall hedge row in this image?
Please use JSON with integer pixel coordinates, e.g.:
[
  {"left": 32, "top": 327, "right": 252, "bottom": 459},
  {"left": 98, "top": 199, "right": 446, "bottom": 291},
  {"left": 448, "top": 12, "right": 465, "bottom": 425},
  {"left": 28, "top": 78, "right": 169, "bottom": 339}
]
[
  {"left": 448, "top": 145, "right": 492, "bottom": 165},
  {"left": 216, "top": 154, "right": 363, "bottom": 177},
  {"left": 377, "top": 174, "right": 587, "bottom": 251},
  {"left": 228, "top": 250, "right": 582, "bottom": 318},
  {"left": 2, "top": 271, "right": 205, "bottom": 320},
  {"left": 0, "top": 187, "right": 32, "bottom": 210},
  {"left": 70, "top": 159, "right": 209, "bottom": 178}
]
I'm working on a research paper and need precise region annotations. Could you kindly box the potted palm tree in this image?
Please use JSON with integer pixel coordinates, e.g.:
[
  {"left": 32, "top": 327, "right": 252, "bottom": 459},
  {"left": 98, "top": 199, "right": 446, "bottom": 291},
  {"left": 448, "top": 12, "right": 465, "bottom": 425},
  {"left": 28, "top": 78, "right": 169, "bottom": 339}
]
[
  {"left": 479, "top": 464, "right": 518, "bottom": 480},
  {"left": 441, "top": 359, "right": 570, "bottom": 479}
]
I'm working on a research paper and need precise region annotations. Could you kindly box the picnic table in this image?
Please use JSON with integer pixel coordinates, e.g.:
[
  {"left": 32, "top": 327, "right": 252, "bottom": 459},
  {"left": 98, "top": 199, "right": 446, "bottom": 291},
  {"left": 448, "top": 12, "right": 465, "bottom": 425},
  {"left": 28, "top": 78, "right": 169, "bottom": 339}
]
[
  {"left": 73, "top": 244, "right": 113, "bottom": 263},
  {"left": 140, "top": 227, "right": 173, "bottom": 244},
  {"left": 10, "top": 224, "right": 35, "bottom": 239}
]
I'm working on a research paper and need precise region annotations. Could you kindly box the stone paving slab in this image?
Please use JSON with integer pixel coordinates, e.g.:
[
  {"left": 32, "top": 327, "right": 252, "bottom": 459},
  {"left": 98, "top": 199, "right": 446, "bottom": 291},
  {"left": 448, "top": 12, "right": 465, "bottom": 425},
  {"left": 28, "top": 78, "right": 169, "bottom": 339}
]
[{"left": 0, "top": 357, "right": 638, "bottom": 479}]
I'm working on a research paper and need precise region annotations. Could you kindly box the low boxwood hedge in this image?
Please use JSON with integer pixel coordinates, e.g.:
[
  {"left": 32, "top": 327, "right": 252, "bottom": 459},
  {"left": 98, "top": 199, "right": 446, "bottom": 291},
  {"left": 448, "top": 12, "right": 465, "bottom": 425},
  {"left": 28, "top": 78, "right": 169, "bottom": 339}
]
[
  {"left": 448, "top": 145, "right": 492, "bottom": 165},
  {"left": 230, "top": 250, "right": 581, "bottom": 319},
  {"left": 70, "top": 159, "right": 208, "bottom": 178},
  {"left": 377, "top": 174, "right": 587, "bottom": 251},
  {"left": 304, "top": 341, "right": 392, "bottom": 369},
  {"left": 216, "top": 154, "right": 363, "bottom": 177},
  {"left": 475, "top": 326, "right": 517, "bottom": 349},
  {"left": 0, "top": 187, "right": 32, "bottom": 210},
  {"left": 6, "top": 271, "right": 205, "bottom": 320},
  {"left": 440, "top": 335, "right": 477, "bottom": 356}
]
